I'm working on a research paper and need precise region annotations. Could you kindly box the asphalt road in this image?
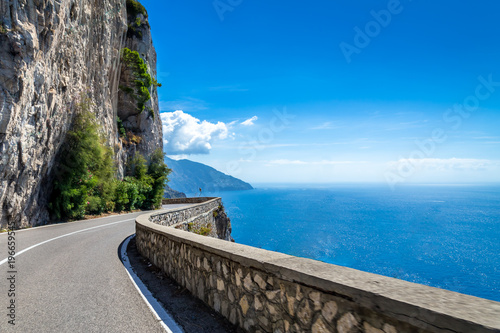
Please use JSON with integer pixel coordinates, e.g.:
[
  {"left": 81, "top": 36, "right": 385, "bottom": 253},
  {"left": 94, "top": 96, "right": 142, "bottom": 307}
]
[{"left": 0, "top": 205, "right": 191, "bottom": 333}]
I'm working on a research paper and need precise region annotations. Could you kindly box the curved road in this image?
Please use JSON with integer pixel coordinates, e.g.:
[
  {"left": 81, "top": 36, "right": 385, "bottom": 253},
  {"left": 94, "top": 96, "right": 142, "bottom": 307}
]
[{"left": 0, "top": 205, "right": 190, "bottom": 333}]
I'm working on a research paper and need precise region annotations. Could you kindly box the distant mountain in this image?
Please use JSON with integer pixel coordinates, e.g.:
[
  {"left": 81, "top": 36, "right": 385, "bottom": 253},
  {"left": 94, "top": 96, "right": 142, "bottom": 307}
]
[{"left": 164, "top": 157, "right": 253, "bottom": 194}]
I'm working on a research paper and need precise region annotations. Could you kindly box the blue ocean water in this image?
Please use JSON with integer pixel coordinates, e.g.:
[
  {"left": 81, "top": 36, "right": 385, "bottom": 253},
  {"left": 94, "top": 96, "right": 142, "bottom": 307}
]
[{"left": 205, "top": 184, "right": 500, "bottom": 302}]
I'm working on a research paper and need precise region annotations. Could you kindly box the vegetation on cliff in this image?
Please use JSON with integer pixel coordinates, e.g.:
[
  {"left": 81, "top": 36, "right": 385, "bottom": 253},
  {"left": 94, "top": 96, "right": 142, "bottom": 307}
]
[
  {"left": 126, "top": 0, "right": 147, "bottom": 17},
  {"left": 116, "top": 116, "right": 126, "bottom": 137},
  {"left": 187, "top": 222, "right": 212, "bottom": 236},
  {"left": 127, "top": 15, "right": 146, "bottom": 39},
  {"left": 120, "top": 47, "right": 160, "bottom": 118},
  {"left": 49, "top": 97, "right": 170, "bottom": 220}
]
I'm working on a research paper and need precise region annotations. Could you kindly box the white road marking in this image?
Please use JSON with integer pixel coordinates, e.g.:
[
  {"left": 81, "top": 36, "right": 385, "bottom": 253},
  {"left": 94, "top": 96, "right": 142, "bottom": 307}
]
[
  {"left": 120, "top": 235, "right": 184, "bottom": 333},
  {"left": 0, "top": 213, "right": 142, "bottom": 235},
  {"left": 0, "top": 205, "right": 194, "bottom": 237},
  {"left": 0, "top": 218, "right": 135, "bottom": 266}
]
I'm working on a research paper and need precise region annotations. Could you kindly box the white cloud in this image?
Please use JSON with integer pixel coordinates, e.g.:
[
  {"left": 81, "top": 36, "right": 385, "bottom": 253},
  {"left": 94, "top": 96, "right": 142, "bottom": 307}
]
[
  {"left": 166, "top": 154, "right": 189, "bottom": 161},
  {"left": 387, "top": 158, "right": 500, "bottom": 171},
  {"left": 241, "top": 116, "right": 258, "bottom": 126},
  {"left": 161, "top": 111, "right": 228, "bottom": 155}
]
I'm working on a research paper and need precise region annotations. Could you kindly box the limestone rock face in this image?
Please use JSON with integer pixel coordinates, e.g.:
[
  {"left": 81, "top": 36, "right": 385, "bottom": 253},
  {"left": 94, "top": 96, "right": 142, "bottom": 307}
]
[
  {"left": 0, "top": 0, "right": 162, "bottom": 228},
  {"left": 117, "top": 7, "right": 162, "bottom": 167},
  {"left": 214, "top": 204, "right": 233, "bottom": 241}
]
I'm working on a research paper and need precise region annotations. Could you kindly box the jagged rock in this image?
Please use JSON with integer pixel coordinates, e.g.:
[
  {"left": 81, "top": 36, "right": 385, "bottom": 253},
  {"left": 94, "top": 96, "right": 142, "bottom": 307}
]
[
  {"left": 0, "top": 0, "right": 162, "bottom": 228},
  {"left": 214, "top": 204, "right": 233, "bottom": 241}
]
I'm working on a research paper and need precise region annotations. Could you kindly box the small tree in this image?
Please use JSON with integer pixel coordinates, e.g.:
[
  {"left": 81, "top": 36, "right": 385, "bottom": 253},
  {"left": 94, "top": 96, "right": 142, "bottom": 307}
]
[
  {"left": 49, "top": 96, "right": 115, "bottom": 220},
  {"left": 145, "top": 149, "right": 171, "bottom": 209},
  {"left": 127, "top": 153, "right": 148, "bottom": 180},
  {"left": 125, "top": 153, "right": 152, "bottom": 210}
]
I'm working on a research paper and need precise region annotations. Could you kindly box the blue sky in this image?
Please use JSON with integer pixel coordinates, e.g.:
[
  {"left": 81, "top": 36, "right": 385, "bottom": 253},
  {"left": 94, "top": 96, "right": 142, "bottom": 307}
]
[{"left": 143, "top": 0, "right": 500, "bottom": 185}]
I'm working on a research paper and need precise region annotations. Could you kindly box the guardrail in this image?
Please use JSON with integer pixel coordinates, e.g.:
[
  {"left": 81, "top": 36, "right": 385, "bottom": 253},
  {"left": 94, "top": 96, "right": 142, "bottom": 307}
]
[{"left": 136, "top": 199, "right": 500, "bottom": 333}]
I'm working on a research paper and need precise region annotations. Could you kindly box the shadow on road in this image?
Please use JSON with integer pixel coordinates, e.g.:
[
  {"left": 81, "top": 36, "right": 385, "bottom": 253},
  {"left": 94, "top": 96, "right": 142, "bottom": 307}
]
[{"left": 118, "top": 236, "right": 239, "bottom": 333}]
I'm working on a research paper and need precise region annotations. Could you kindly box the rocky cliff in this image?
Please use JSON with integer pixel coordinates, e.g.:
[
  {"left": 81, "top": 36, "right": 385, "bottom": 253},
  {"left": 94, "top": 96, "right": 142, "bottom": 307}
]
[{"left": 0, "top": 0, "right": 162, "bottom": 228}]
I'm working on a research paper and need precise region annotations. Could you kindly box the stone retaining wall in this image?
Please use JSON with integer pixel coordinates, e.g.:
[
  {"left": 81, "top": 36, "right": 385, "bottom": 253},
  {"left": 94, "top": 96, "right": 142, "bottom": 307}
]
[
  {"left": 158, "top": 197, "right": 232, "bottom": 241},
  {"left": 136, "top": 204, "right": 500, "bottom": 333}
]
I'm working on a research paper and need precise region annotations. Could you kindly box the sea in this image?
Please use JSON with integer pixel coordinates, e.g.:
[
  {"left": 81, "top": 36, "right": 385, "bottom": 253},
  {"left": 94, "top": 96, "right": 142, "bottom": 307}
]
[{"left": 201, "top": 184, "right": 500, "bottom": 302}]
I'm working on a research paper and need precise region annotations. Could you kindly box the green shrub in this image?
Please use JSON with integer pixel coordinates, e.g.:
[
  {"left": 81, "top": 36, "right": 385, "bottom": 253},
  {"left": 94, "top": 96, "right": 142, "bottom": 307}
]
[
  {"left": 127, "top": 153, "right": 147, "bottom": 179},
  {"left": 121, "top": 48, "right": 155, "bottom": 113},
  {"left": 136, "top": 178, "right": 152, "bottom": 209},
  {"left": 86, "top": 196, "right": 104, "bottom": 215},
  {"left": 112, "top": 176, "right": 153, "bottom": 212},
  {"left": 106, "top": 201, "right": 115, "bottom": 212},
  {"left": 152, "top": 78, "right": 162, "bottom": 87},
  {"left": 117, "top": 117, "right": 126, "bottom": 137},
  {"left": 126, "top": 0, "right": 147, "bottom": 17},
  {"left": 116, "top": 151, "right": 170, "bottom": 212},
  {"left": 49, "top": 96, "right": 172, "bottom": 220},
  {"left": 126, "top": 0, "right": 146, "bottom": 39},
  {"left": 49, "top": 96, "right": 115, "bottom": 220},
  {"left": 144, "top": 149, "right": 171, "bottom": 209},
  {"left": 127, "top": 24, "right": 143, "bottom": 39},
  {"left": 0, "top": 21, "right": 8, "bottom": 34},
  {"left": 119, "top": 85, "right": 134, "bottom": 95},
  {"left": 124, "top": 178, "right": 140, "bottom": 210},
  {"left": 114, "top": 180, "right": 129, "bottom": 212},
  {"left": 194, "top": 224, "right": 212, "bottom": 236}
]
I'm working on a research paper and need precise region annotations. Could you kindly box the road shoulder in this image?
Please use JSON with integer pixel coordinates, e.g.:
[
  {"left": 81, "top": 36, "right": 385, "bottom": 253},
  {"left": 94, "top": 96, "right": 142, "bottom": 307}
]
[{"left": 127, "top": 237, "right": 239, "bottom": 333}]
